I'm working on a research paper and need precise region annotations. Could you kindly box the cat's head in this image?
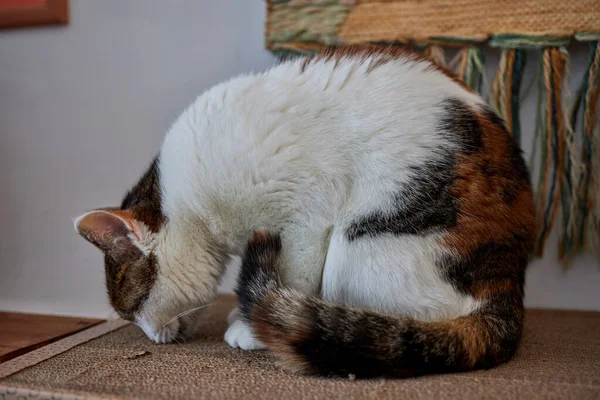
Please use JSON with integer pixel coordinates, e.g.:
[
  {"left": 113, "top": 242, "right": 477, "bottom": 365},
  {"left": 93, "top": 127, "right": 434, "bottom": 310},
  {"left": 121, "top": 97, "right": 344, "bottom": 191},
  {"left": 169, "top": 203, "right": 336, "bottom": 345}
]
[{"left": 74, "top": 161, "right": 224, "bottom": 344}]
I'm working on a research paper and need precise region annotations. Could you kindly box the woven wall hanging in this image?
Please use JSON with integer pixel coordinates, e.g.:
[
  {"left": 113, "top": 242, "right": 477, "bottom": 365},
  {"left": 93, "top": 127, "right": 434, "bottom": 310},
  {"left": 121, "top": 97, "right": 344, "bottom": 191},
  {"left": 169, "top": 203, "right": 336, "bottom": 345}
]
[{"left": 266, "top": 0, "right": 600, "bottom": 266}]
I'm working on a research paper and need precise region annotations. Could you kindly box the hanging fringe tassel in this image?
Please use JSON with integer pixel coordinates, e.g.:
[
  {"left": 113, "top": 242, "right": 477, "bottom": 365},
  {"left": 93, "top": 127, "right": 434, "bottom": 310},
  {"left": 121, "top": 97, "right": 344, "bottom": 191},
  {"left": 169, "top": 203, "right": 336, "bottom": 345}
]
[
  {"left": 566, "top": 41, "right": 600, "bottom": 262},
  {"left": 492, "top": 49, "right": 526, "bottom": 144},
  {"left": 424, "top": 44, "right": 447, "bottom": 67},
  {"left": 455, "top": 47, "right": 486, "bottom": 92},
  {"left": 588, "top": 44, "right": 600, "bottom": 263},
  {"left": 533, "top": 47, "right": 569, "bottom": 257},
  {"left": 558, "top": 50, "right": 582, "bottom": 265}
]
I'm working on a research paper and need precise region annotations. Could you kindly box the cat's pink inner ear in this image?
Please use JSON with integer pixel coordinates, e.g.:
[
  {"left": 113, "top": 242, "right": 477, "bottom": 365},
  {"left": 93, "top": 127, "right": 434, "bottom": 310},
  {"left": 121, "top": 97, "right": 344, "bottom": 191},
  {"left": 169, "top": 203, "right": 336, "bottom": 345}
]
[
  {"left": 127, "top": 219, "right": 146, "bottom": 243},
  {"left": 74, "top": 210, "right": 139, "bottom": 252}
]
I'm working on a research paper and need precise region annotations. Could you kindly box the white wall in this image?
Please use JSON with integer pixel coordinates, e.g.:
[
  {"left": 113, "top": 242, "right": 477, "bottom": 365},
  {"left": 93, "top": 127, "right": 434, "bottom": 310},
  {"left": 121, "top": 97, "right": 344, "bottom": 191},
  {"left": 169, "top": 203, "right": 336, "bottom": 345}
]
[{"left": 0, "top": 0, "right": 598, "bottom": 318}]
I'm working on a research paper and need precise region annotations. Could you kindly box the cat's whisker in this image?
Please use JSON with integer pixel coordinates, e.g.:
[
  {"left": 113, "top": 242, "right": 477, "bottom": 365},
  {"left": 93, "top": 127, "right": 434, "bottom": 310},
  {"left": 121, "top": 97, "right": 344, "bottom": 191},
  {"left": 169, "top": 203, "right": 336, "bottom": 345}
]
[
  {"left": 162, "top": 303, "right": 213, "bottom": 329},
  {"left": 168, "top": 331, "right": 184, "bottom": 346}
]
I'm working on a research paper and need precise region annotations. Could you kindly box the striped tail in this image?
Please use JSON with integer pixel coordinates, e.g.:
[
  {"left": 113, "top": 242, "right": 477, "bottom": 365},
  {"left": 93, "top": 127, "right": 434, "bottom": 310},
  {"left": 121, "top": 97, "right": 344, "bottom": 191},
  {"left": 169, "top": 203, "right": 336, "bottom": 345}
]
[{"left": 236, "top": 232, "right": 524, "bottom": 378}]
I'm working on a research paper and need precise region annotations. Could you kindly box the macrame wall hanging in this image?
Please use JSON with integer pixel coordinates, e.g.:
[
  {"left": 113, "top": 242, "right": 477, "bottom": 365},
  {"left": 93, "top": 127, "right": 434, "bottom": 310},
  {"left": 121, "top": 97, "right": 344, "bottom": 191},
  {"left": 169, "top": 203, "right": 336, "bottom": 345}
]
[{"left": 266, "top": 0, "right": 600, "bottom": 266}]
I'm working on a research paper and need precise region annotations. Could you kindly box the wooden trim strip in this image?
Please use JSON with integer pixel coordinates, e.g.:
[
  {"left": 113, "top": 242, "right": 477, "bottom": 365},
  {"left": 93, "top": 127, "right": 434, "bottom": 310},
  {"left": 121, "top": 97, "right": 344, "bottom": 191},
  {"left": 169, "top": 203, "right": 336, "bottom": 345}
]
[
  {"left": 0, "top": 386, "right": 114, "bottom": 400},
  {"left": 0, "top": 319, "right": 130, "bottom": 379}
]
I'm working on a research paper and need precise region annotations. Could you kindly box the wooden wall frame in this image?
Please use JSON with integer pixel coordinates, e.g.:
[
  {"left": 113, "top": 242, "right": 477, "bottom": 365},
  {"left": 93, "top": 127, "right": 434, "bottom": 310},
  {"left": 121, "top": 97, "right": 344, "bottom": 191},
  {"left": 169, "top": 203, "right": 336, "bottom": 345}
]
[{"left": 0, "top": 0, "right": 68, "bottom": 30}]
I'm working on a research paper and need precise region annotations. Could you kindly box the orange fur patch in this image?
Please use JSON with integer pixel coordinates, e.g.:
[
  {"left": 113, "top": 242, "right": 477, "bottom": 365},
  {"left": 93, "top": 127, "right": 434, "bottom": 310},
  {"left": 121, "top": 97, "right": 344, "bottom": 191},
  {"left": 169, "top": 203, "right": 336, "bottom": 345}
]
[
  {"left": 250, "top": 292, "right": 314, "bottom": 374},
  {"left": 432, "top": 316, "right": 491, "bottom": 368},
  {"left": 443, "top": 111, "right": 535, "bottom": 257},
  {"left": 471, "top": 279, "right": 521, "bottom": 300},
  {"left": 252, "top": 231, "right": 270, "bottom": 242}
]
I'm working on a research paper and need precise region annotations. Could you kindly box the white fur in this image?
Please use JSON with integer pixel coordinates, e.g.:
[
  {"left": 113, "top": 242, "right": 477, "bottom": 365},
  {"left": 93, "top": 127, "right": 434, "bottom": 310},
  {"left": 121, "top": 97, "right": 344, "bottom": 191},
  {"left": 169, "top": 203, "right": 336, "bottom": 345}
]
[
  {"left": 132, "top": 54, "right": 484, "bottom": 344},
  {"left": 135, "top": 219, "right": 223, "bottom": 340},
  {"left": 224, "top": 319, "right": 266, "bottom": 350},
  {"left": 136, "top": 317, "right": 179, "bottom": 344},
  {"left": 322, "top": 230, "right": 480, "bottom": 321}
]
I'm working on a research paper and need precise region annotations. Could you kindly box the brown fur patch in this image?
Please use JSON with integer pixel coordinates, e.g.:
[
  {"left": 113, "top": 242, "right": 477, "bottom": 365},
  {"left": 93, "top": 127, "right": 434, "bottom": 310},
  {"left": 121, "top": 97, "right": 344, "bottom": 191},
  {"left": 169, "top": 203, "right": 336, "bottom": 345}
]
[
  {"left": 252, "top": 231, "right": 270, "bottom": 243},
  {"left": 437, "top": 316, "right": 489, "bottom": 368},
  {"left": 130, "top": 207, "right": 164, "bottom": 233},
  {"left": 78, "top": 208, "right": 159, "bottom": 320},
  {"left": 250, "top": 292, "right": 314, "bottom": 374},
  {"left": 121, "top": 157, "right": 164, "bottom": 233},
  {"left": 471, "top": 279, "right": 520, "bottom": 300},
  {"left": 105, "top": 157, "right": 163, "bottom": 319},
  {"left": 106, "top": 251, "right": 157, "bottom": 321},
  {"left": 443, "top": 110, "right": 535, "bottom": 257}
]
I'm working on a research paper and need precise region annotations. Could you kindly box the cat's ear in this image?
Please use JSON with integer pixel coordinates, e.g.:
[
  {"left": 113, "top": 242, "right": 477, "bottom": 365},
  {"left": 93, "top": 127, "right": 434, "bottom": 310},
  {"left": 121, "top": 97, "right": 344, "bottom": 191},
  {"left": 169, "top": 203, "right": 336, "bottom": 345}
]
[{"left": 74, "top": 210, "right": 147, "bottom": 256}]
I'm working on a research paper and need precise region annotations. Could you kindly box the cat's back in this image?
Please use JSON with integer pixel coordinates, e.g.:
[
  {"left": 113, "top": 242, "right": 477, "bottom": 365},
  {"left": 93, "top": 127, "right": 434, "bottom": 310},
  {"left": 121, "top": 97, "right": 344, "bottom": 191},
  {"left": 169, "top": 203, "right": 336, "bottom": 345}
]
[
  {"left": 164, "top": 48, "right": 485, "bottom": 179},
  {"left": 159, "top": 48, "right": 532, "bottom": 235},
  {"left": 173, "top": 48, "right": 483, "bottom": 149},
  {"left": 267, "top": 47, "right": 480, "bottom": 106},
  {"left": 247, "top": 48, "right": 485, "bottom": 142}
]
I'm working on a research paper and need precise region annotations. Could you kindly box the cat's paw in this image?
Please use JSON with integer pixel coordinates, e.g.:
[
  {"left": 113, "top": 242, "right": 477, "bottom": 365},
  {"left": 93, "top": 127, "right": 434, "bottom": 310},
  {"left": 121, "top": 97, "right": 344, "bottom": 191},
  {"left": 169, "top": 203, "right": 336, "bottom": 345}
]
[{"left": 224, "top": 319, "right": 266, "bottom": 350}]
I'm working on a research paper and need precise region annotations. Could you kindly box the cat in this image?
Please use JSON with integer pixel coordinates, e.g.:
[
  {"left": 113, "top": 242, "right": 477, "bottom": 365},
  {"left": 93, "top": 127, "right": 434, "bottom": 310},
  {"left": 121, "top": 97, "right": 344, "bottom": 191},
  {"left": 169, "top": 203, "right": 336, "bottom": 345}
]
[{"left": 75, "top": 47, "right": 534, "bottom": 377}]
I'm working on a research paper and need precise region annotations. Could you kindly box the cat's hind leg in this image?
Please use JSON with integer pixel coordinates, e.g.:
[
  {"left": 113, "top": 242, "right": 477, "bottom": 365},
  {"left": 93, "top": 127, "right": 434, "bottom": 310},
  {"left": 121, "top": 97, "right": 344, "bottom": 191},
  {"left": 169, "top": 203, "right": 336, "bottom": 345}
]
[{"left": 226, "top": 226, "right": 330, "bottom": 350}]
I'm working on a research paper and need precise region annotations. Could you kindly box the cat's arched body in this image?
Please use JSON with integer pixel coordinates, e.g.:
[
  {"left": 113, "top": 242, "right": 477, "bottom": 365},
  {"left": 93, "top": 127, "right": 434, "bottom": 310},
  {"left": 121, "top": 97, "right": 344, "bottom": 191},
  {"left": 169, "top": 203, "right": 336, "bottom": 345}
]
[{"left": 75, "top": 48, "right": 534, "bottom": 377}]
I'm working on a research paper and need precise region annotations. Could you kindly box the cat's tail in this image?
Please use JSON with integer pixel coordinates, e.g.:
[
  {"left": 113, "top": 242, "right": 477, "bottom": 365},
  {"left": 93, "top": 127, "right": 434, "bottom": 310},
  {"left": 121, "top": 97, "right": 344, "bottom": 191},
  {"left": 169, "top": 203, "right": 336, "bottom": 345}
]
[{"left": 235, "top": 232, "right": 524, "bottom": 378}]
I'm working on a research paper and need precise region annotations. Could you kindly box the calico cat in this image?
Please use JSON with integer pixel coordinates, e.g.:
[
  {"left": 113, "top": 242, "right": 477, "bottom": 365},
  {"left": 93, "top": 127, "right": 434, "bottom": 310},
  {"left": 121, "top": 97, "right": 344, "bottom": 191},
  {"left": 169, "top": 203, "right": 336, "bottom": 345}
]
[{"left": 75, "top": 47, "right": 534, "bottom": 377}]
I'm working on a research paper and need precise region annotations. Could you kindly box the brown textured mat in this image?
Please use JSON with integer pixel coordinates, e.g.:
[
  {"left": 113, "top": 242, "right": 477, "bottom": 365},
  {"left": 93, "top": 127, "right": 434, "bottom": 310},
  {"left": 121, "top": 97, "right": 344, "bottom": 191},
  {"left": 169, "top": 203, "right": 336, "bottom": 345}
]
[{"left": 1, "top": 295, "right": 599, "bottom": 400}]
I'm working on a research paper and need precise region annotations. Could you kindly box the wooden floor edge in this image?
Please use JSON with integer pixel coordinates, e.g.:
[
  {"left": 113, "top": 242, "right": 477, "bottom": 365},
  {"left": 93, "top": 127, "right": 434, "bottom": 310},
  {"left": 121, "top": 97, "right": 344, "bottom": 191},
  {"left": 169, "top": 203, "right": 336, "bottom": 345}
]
[
  {"left": 0, "top": 385, "right": 130, "bottom": 400},
  {"left": 0, "top": 318, "right": 104, "bottom": 363},
  {"left": 0, "top": 319, "right": 130, "bottom": 379}
]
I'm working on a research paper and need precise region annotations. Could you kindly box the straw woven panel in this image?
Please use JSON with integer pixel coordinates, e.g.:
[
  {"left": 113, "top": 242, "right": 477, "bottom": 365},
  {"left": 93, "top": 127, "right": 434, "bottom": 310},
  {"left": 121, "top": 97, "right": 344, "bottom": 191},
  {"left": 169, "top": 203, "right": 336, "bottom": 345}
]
[{"left": 267, "top": 0, "right": 600, "bottom": 51}]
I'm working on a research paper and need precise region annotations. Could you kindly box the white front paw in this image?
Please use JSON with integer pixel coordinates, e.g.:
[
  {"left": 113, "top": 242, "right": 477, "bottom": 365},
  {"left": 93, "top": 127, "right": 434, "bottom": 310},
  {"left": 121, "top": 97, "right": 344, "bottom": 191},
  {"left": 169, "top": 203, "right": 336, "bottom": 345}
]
[{"left": 224, "top": 319, "right": 266, "bottom": 350}]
